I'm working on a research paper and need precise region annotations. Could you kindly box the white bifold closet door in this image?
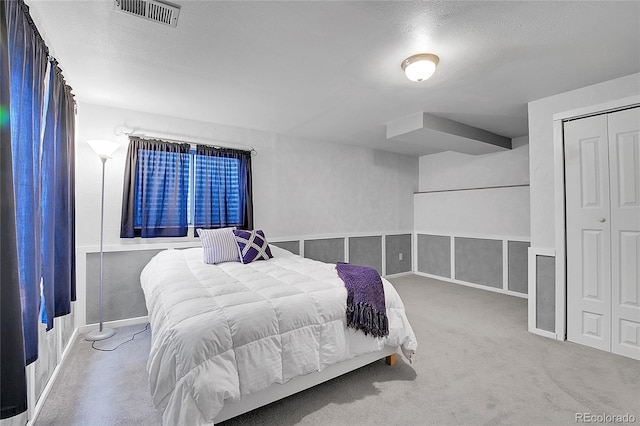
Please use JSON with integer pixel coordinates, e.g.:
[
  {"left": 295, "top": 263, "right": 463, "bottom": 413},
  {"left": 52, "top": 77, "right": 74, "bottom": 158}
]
[{"left": 565, "top": 107, "right": 640, "bottom": 360}]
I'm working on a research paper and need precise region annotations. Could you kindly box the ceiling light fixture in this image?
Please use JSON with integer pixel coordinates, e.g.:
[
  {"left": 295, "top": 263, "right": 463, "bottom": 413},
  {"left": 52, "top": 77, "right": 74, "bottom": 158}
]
[{"left": 401, "top": 53, "right": 440, "bottom": 82}]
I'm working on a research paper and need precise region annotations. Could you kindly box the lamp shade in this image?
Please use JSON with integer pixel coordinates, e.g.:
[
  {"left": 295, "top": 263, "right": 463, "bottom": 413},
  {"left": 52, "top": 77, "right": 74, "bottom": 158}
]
[
  {"left": 401, "top": 53, "right": 439, "bottom": 82},
  {"left": 87, "top": 139, "right": 120, "bottom": 159}
]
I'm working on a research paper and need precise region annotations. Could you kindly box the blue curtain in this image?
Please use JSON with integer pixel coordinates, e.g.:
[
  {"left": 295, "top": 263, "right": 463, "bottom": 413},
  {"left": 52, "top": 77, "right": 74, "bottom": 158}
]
[
  {"left": 2, "top": 1, "right": 76, "bottom": 418},
  {"left": 1, "top": 1, "right": 28, "bottom": 419},
  {"left": 6, "top": 0, "right": 48, "bottom": 365},
  {"left": 41, "top": 61, "right": 76, "bottom": 330},
  {"left": 120, "top": 137, "right": 191, "bottom": 238},
  {"left": 194, "top": 145, "right": 253, "bottom": 230}
]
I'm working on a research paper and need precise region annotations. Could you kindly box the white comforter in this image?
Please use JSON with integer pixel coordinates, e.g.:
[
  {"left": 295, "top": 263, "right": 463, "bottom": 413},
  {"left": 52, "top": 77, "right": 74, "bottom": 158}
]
[{"left": 140, "top": 246, "right": 417, "bottom": 425}]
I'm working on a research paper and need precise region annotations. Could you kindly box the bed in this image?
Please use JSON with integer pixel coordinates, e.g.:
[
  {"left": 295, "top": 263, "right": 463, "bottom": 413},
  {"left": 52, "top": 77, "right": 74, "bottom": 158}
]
[{"left": 140, "top": 245, "right": 417, "bottom": 425}]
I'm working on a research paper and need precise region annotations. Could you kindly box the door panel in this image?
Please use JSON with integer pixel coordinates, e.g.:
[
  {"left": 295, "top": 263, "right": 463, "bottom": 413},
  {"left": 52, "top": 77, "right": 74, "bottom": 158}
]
[
  {"left": 619, "top": 232, "right": 639, "bottom": 306},
  {"left": 608, "top": 108, "right": 640, "bottom": 360},
  {"left": 565, "top": 115, "right": 612, "bottom": 352},
  {"left": 581, "top": 230, "right": 604, "bottom": 300},
  {"left": 580, "top": 138, "right": 604, "bottom": 208}
]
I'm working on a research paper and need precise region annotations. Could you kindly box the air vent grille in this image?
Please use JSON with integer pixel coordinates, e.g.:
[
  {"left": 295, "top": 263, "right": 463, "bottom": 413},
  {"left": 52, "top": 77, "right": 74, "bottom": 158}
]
[{"left": 115, "top": 0, "right": 180, "bottom": 27}]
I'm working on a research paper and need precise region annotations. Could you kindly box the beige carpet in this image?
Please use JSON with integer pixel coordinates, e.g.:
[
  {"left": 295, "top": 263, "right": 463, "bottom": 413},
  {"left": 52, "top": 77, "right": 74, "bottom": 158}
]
[{"left": 35, "top": 275, "right": 639, "bottom": 425}]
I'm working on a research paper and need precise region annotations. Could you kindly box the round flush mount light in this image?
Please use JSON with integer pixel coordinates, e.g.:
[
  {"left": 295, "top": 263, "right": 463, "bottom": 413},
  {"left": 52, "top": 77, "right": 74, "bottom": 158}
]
[{"left": 401, "top": 53, "right": 440, "bottom": 82}]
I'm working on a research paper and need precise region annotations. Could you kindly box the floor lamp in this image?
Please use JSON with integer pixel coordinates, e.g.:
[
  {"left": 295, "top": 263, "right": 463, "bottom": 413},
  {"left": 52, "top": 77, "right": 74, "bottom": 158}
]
[{"left": 85, "top": 139, "right": 120, "bottom": 341}]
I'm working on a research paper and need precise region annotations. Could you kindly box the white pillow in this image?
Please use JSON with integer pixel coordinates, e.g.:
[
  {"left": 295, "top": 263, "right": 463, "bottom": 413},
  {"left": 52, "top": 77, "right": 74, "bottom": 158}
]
[{"left": 197, "top": 227, "right": 239, "bottom": 264}]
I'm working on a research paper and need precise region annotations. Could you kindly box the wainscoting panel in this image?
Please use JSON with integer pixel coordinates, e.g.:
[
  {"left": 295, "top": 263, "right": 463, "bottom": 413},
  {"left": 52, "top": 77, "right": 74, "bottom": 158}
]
[
  {"left": 455, "top": 237, "right": 503, "bottom": 288},
  {"left": 270, "top": 240, "right": 300, "bottom": 255},
  {"left": 59, "top": 308, "right": 75, "bottom": 356},
  {"left": 81, "top": 231, "right": 412, "bottom": 329},
  {"left": 536, "top": 255, "right": 556, "bottom": 333},
  {"left": 348, "top": 236, "right": 383, "bottom": 274},
  {"left": 385, "top": 234, "right": 412, "bottom": 275},
  {"left": 304, "top": 238, "right": 345, "bottom": 264},
  {"left": 86, "top": 249, "right": 162, "bottom": 323},
  {"left": 417, "top": 234, "right": 451, "bottom": 278},
  {"left": 416, "top": 232, "right": 529, "bottom": 298},
  {"left": 508, "top": 241, "right": 530, "bottom": 294},
  {"left": 34, "top": 322, "right": 57, "bottom": 401}
]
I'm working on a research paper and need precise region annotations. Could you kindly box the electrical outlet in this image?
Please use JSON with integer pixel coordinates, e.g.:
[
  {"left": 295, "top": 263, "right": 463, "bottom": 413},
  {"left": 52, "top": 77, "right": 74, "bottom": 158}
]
[{"left": 398, "top": 253, "right": 403, "bottom": 261}]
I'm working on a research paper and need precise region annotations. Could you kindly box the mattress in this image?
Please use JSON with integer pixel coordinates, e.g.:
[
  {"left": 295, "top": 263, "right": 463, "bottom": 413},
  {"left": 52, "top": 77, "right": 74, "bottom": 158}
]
[{"left": 140, "top": 246, "right": 417, "bottom": 425}]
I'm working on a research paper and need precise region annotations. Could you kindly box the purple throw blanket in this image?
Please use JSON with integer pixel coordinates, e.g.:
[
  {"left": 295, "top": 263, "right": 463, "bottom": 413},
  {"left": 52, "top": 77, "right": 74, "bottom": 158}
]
[{"left": 336, "top": 263, "right": 389, "bottom": 338}]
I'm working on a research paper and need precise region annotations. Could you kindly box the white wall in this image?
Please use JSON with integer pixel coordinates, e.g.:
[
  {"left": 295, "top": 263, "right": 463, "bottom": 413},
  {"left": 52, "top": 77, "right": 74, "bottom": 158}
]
[
  {"left": 418, "top": 138, "right": 529, "bottom": 192},
  {"left": 526, "top": 72, "right": 640, "bottom": 338},
  {"left": 414, "top": 186, "right": 530, "bottom": 238},
  {"left": 76, "top": 103, "right": 417, "bottom": 249},
  {"left": 528, "top": 73, "right": 640, "bottom": 248},
  {"left": 415, "top": 140, "right": 530, "bottom": 238},
  {"left": 75, "top": 102, "right": 418, "bottom": 326}
]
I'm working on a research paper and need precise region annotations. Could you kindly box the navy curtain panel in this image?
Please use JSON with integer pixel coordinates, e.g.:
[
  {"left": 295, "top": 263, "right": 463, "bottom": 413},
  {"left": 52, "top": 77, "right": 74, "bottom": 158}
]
[
  {"left": 0, "top": 2, "right": 28, "bottom": 419},
  {"left": 121, "top": 137, "right": 191, "bottom": 238},
  {"left": 6, "top": 0, "right": 48, "bottom": 365},
  {"left": 41, "top": 61, "right": 76, "bottom": 330},
  {"left": 194, "top": 145, "right": 253, "bottom": 230},
  {"left": 3, "top": 1, "right": 76, "bottom": 418}
]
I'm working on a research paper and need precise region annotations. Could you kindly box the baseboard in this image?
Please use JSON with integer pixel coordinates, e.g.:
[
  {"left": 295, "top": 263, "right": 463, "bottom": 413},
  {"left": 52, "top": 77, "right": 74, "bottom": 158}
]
[
  {"left": 413, "top": 271, "right": 528, "bottom": 299},
  {"left": 528, "top": 326, "right": 557, "bottom": 340},
  {"left": 384, "top": 271, "right": 413, "bottom": 279},
  {"left": 26, "top": 328, "right": 78, "bottom": 426},
  {"left": 78, "top": 315, "right": 149, "bottom": 334}
]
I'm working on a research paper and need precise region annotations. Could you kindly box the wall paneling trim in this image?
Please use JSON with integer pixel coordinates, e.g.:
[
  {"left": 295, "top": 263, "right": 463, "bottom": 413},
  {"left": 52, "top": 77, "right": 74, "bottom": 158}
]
[
  {"left": 527, "top": 247, "right": 557, "bottom": 339},
  {"left": 78, "top": 231, "right": 413, "bottom": 328},
  {"left": 415, "top": 232, "right": 529, "bottom": 299}
]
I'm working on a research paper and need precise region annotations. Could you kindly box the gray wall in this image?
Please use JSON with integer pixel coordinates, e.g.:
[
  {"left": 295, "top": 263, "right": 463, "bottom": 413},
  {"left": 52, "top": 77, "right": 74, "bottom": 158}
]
[
  {"left": 455, "top": 237, "right": 503, "bottom": 289},
  {"left": 295, "top": 235, "right": 411, "bottom": 276},
  {"left": 86, "top": 249, "right": 162, "bottom": 323},
  {"left": 349, "top": 236, "right": 383, "bottom": 274},
  {"left": 508, "top": 241, "right": 530, "bottom": 294},
  {"left": 304, "top": 238, "right": 345, "bottom": 264},
  {"left": 417, "top": 234, "right": 450, "bottom": 278},
  {"left": 270, "top": 240, "right": 300, "bottom": 255},
  {"left": 416, "top": 233, "right": 529, "bottom": 295},
  {"left": 385, "top": 234, "right": 412, "bottom": 275},
  {"left": 536, "top": 255, "right": 555, "bottom": 332},
  {"left": 86, "top": 234, "right": 412, "bottom": 326}
]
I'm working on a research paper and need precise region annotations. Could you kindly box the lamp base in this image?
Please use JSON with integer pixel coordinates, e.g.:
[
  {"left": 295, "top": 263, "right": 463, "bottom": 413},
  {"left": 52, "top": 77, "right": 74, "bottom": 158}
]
[{"left": 85, "top": 327, "right": 116, "bottom": 342}]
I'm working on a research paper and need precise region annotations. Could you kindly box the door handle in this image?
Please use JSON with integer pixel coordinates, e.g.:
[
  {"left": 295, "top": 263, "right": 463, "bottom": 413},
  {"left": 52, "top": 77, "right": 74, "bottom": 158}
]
[{"left": 598, "top": 218, "right": 606, "bottom": 223}]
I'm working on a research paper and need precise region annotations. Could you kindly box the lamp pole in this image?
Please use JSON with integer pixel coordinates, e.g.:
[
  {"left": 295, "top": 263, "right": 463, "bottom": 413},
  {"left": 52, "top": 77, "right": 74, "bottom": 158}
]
[{"left": 85, "top": 146, "right": 117, "bottom": 341}]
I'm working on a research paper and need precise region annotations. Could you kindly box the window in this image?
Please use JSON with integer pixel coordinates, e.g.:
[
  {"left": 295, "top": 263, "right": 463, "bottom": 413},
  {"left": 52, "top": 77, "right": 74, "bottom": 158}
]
[
  {"left": 193, "top": 145, "right": 249, "bottom": 229},
  {"left": 121, "top": 137, "right": 253, "bottom": 238},
  {"left": 132, "top": 147, "right": 190, "bottom": 237}
]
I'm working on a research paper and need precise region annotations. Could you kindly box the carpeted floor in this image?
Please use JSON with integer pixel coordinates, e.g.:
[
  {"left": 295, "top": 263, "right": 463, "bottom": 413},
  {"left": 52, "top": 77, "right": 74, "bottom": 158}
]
[{"left": 35, "top": 275, "right": 639, "bottom": 426}]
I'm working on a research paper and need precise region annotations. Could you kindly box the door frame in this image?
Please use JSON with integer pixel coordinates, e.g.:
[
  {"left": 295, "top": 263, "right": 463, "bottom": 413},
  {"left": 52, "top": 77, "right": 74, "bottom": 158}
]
[{"left": 552, "top": 95, "right": 640, "bottom": 341}]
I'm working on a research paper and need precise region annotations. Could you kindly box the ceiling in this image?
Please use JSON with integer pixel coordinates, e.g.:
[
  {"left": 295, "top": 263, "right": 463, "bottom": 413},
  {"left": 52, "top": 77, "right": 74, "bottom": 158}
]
[{"left": 27, "top": 1, "right": 640, "bottom": 156}]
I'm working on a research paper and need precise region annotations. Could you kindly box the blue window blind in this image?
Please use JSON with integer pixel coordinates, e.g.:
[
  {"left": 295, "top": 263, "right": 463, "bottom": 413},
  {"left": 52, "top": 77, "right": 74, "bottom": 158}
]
[
  {"left": 194, "top": 154, "right": 243, "bottom": 228},
  {"left": 133, "top": 148, "right": 190, "bottom": 237},
  {"left": 121, "top": 138, "right": 253, "bottom": 237},
  {"left": 193, "top": 145, "right": 252, "bottom": 230},
  {"left": 121, "top": 137, "right": 191, "bottom": 238}
]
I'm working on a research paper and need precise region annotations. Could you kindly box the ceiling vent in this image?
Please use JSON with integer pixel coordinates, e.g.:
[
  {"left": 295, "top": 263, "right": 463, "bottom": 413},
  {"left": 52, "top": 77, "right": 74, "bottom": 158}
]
[{"left": 115, "top": 0, "right": 181, "bottom": 28}]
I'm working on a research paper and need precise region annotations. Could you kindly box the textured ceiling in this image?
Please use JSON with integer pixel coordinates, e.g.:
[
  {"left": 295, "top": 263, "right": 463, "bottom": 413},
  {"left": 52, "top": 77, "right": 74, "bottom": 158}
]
[{"left": 27, "top": 1, "right": 640, "bottom": 156}]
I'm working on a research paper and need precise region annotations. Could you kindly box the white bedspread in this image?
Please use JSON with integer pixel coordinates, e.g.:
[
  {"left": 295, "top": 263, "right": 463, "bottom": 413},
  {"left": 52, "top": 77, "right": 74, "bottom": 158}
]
[{"left": 140, "top": 247, "right": 417, "bottom": 425}]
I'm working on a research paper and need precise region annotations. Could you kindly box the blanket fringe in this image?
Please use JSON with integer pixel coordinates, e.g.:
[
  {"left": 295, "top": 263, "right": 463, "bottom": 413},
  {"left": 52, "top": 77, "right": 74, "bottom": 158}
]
[{"left": 346, "top": 302, "right": 389, "bottom": 338}]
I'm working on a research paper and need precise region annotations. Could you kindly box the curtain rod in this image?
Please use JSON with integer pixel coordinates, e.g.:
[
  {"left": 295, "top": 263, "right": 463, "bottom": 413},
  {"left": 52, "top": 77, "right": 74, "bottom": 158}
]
[{"left": 123, "top": 131, "right": 257, "bottom": 155}]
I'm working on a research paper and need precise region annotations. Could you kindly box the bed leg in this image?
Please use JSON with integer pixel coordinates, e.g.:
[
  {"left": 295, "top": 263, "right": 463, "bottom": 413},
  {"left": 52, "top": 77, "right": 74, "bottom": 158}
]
[{"left": 385, "top": 354, "right": 397, "bottom": 366}]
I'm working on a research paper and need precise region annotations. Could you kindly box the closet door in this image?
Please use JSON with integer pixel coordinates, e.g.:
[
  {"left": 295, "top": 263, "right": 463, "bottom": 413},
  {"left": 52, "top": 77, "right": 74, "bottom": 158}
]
[
  {"left": 565, "top": 115, "right": 612, "bottom": 352},
  {"left": 608, "top": 108, "right": 640, "bottom": 360}
]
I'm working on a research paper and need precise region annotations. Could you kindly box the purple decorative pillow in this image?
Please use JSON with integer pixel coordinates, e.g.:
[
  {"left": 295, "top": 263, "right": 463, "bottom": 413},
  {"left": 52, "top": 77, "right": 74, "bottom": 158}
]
[{"left": 233, "top": 229, "right": 273, "bottom": 264}]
